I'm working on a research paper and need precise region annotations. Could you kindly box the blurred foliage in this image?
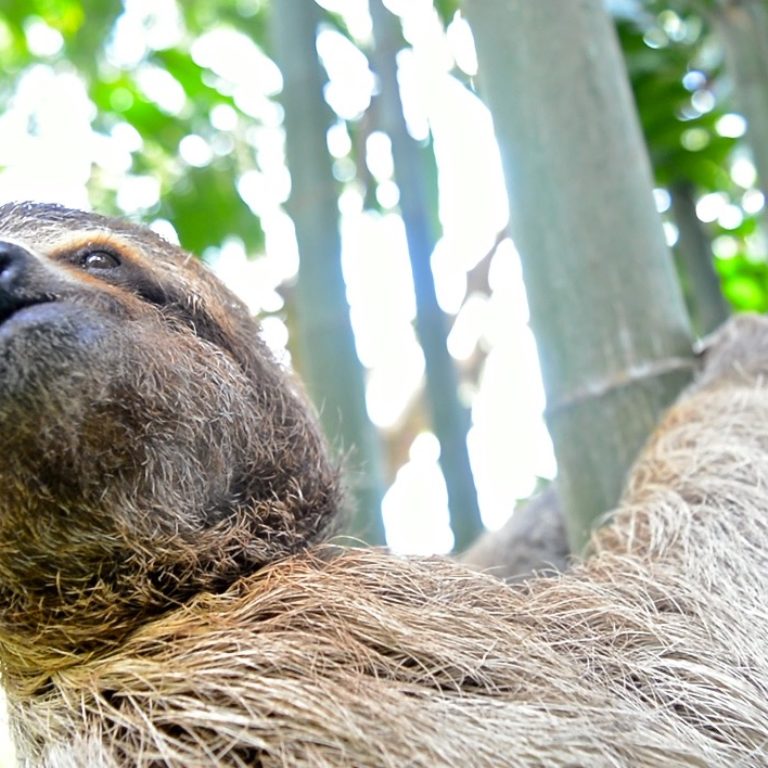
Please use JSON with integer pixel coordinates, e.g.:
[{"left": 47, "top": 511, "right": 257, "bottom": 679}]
[
  {"left": 0, "top": 0, "right": 120, "bottom": 75},
  {"left": 615, "top": 3, "right": 768, "bottom": 315},
  {"left": 617, "top": 18, "right": 733, "bottom": 188},
  {"left": 0, "top": 0, "right": 264, "bottom": 254},
  {"left": 433, "top": 0, "right": 460, "bottom": 26}
]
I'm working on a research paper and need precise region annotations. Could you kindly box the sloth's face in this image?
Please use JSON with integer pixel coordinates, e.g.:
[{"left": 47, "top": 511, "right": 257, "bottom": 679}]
[
  {"left": 0, "top": 202, "right": 267, "bottom": 529},
  {"left": 0, "top": 203, "right": 338, "bottom": 668}
]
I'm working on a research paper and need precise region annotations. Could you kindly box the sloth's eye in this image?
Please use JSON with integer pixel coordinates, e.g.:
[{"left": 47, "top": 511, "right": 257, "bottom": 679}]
[{"left": 80, "top": 250, "right": 121, "bottom": 270}]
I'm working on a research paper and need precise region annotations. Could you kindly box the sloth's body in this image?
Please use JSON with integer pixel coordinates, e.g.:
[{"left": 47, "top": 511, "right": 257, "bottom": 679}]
[{"left": 0, "top": 203, "right": 767, "bottom": 766}]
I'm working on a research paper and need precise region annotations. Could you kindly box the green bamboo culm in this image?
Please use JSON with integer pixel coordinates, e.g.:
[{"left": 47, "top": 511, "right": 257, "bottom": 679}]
[
  {"left": 270, "top": 0, "right": 387, "bottom": 544},
  {"left": 462, "top": 0, "right": 696, "bottom": 551},
  {"left": 368, "top": 0, "right": 484, "bottom": 551},
  {"left": 713, "top": 0, "right": 768, "bottom": 207},
  {"left": 670, "top": 182, "right": 730, "bottom": 337}
]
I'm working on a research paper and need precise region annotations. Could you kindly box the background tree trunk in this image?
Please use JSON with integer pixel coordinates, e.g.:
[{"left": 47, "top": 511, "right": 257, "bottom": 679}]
[
  {"left": 368, "top": 0, "right": 483, "bottom": 551},
  {"left": 462, "top": 0, "right": 696, "bottom": 551},
  {"left": 270, "top": 0, "right": 386, "bottom": 544},
  {"left": 670, "top": 182, "right": 730, "bottom": 336},
  {"left": 712, "top": 0, "right": 768, "bottom": 203}
]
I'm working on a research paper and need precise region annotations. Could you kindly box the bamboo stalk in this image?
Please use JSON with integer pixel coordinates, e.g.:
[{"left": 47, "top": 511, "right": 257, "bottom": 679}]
[
  {"left": 270, "top": 1, "right": 386, "bottom": 544},
  {"left": 462, "top": 0, "right": 696, "bottom": 550}
]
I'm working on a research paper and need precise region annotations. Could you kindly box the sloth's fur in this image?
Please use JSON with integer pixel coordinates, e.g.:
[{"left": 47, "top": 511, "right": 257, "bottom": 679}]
[{"left": 1, "top": 203, "right": 767, "bottom": 767}]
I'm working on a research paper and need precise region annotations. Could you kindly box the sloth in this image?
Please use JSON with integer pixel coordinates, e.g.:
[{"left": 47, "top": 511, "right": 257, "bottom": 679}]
[{"left": 0, "top": 201, "right": 767, "bottom": 767}]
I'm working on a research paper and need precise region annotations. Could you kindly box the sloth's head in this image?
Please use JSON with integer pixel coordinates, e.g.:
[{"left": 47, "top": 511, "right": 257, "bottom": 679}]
[{"left": 0, "top": 202, "right": 340, "bottom": 680}]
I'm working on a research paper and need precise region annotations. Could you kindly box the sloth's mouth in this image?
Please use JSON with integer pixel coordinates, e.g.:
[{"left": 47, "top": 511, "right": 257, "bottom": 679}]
[{"left": 0, "top": 299, "right": 57, "bottom": 334}]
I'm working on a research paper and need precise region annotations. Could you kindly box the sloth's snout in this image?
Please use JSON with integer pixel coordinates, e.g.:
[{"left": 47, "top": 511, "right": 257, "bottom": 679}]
[{"left": 0, "top": 241, "right": 54, "bottom": 326}]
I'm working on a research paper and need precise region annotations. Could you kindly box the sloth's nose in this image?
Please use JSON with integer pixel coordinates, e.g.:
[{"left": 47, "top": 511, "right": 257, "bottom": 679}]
[
  {"left": 0, "top": 241, "right": 45, "bottom": 324},
  {"left": 0, "top": 241, "right": 34, "bottom": 296}
]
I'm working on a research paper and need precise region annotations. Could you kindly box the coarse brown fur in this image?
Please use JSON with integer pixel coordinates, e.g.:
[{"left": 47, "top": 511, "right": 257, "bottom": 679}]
[{"left": 1, "top": 203, "right": 768, "bottom": 766}]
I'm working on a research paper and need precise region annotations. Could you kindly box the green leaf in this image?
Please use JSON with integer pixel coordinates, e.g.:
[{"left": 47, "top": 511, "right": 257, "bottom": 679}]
[{"left": 162, "top": 164, "right": 264, "bottom": 255}]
